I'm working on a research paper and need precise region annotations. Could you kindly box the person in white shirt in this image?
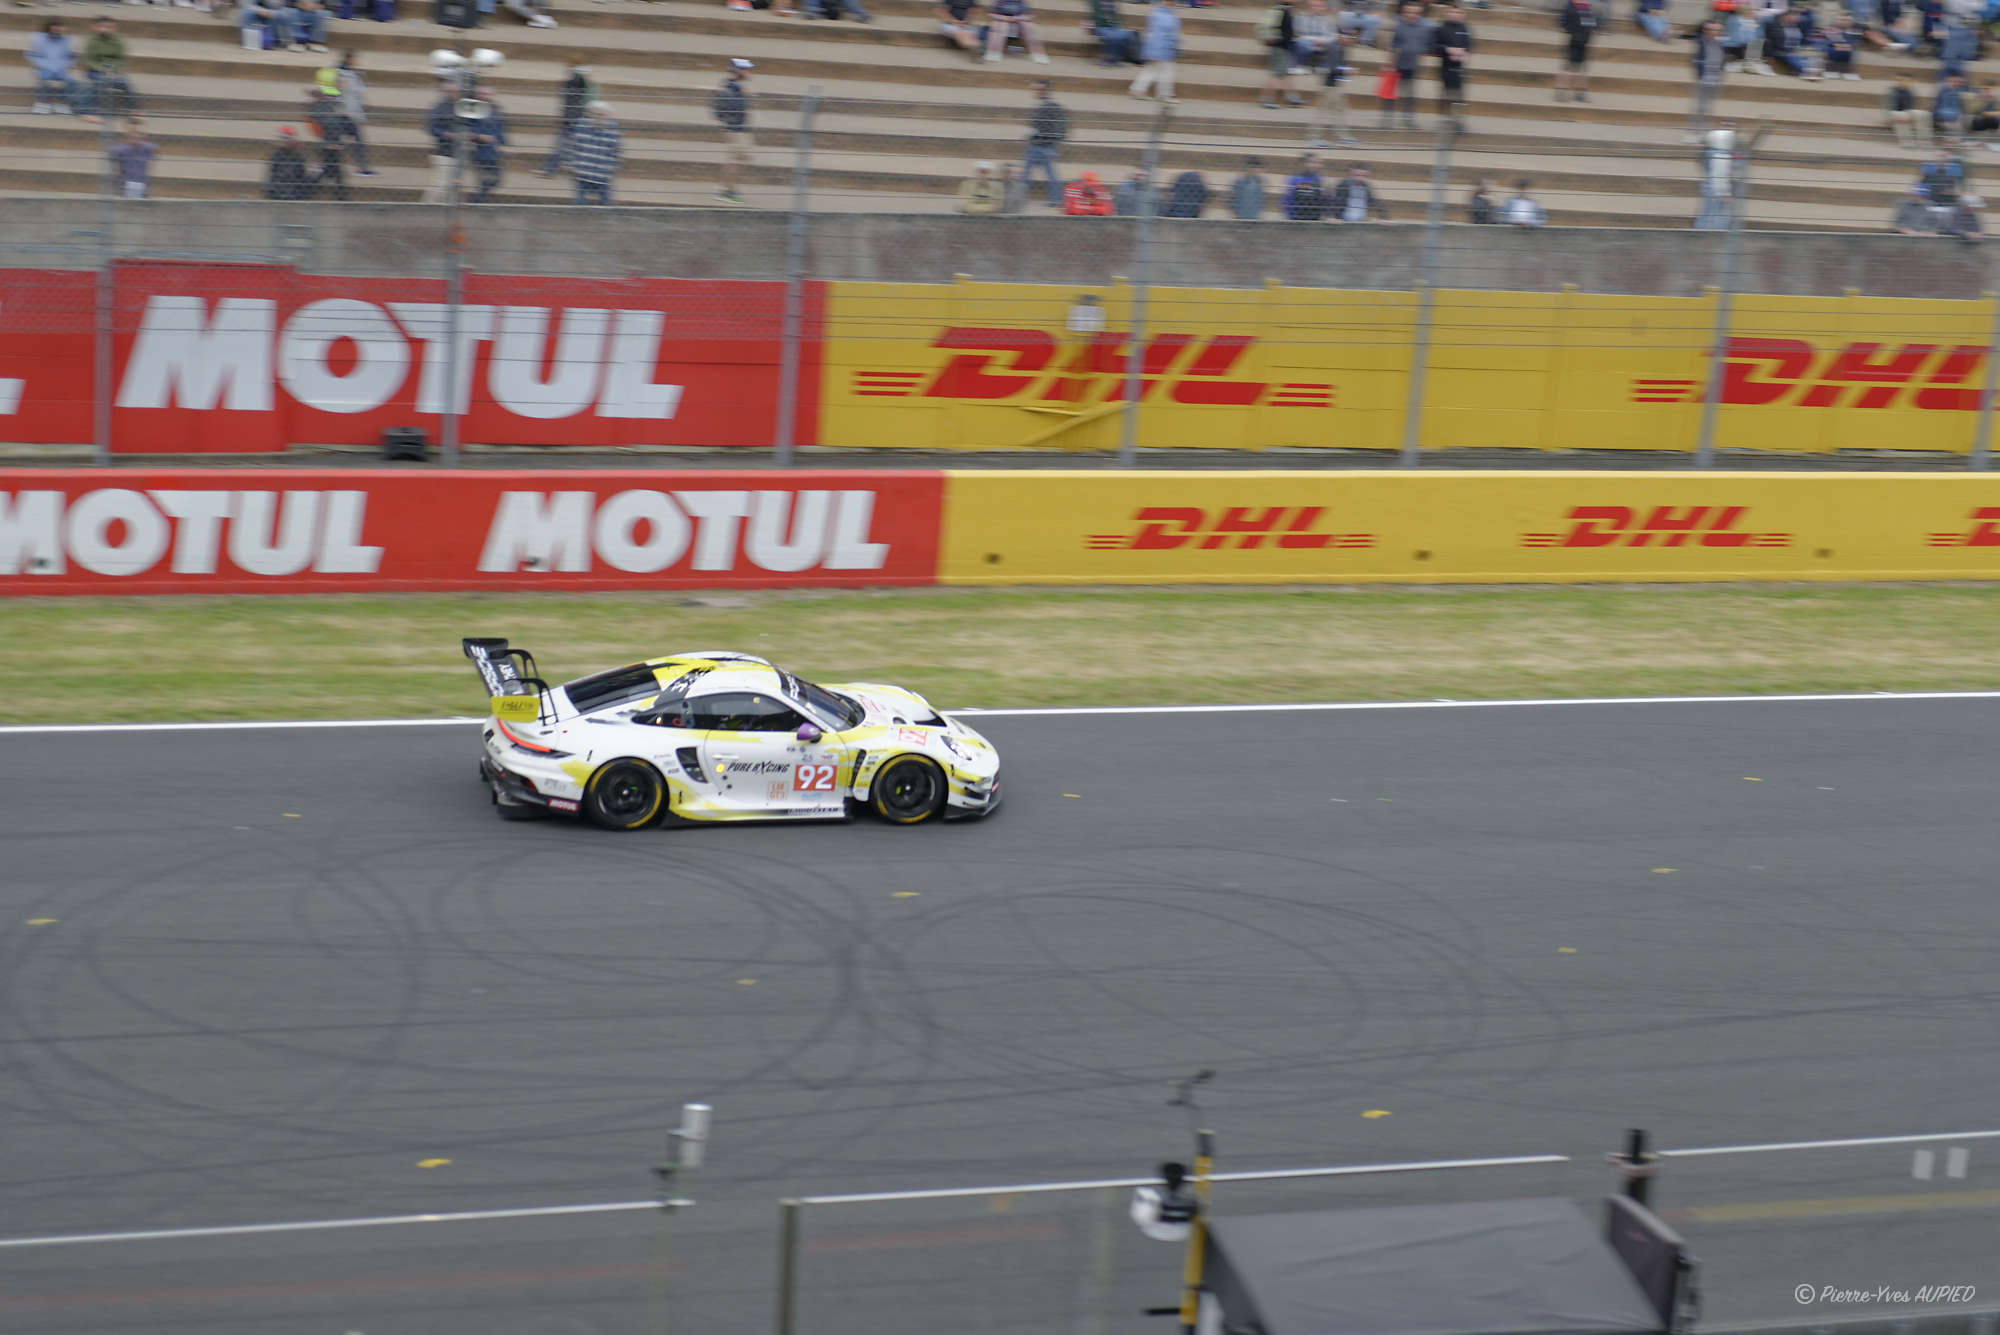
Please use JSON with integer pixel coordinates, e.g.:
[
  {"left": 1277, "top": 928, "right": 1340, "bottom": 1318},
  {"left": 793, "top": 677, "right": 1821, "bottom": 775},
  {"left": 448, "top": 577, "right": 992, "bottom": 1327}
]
[{"left": 1502, "top": 176, "right": 1546, "bottom": 225}]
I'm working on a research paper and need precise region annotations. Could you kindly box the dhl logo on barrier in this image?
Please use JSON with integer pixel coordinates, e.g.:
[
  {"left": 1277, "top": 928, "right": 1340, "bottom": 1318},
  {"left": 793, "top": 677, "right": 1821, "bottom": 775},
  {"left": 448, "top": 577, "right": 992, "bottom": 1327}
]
[
  {"left": 1521, "top": 505, "right": 1792, "bottom": 549},
  {"left": 1927, "top": 506, "right": 2000, "bottom": 547},
  {"left": 1631, "top": 338, "right": 1989, "bottom": 410},
  {"left": 1083, "top": 505, "right": 1374, "bottom": 551},
  {"left": 851, "top": 328, "right": 1335, "bottom": 408}
]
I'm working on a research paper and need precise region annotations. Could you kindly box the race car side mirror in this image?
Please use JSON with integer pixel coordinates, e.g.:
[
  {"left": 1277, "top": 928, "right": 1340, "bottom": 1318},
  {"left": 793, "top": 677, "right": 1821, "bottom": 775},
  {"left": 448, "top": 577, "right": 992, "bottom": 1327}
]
[{"left": 796, "top": 723, "right": 823, "bottom": 743}]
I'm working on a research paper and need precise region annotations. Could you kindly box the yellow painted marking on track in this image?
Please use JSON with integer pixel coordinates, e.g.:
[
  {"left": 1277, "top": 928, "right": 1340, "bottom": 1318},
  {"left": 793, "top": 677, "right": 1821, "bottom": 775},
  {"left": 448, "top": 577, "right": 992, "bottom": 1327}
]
[
  {"left": 282, "top": 813, "right": 302, "bottom": 819},
  {"left": 1742, "top": 777, "right": 1762, "bottom": 782},
  {"left": 989, "top": 1193, "right": 1019, "bottom": 1213},
  {"left": 736, "top": 978, "right": 757, "bottom": 986},
  {"left": 1683, "top": 1186, "right": 2000, "bottom": 1224},
  {"left": 1062, "top": 793, "right": 1082, "bottom": 799},
  {"left": 1557, "top": 946, "right": 1578, "bottom": 954},
  {"left": 892, "top": 892, "right": 920, "bottom": 898},
  {"left": 1360, "top": 1109, "right": 1392, "bottom": 1119},
  {"left": 1653, "top": 868, "right": 1676, "bottom": 874},
  {"left": 26, "top": 918, "right": 57, "bottom": 927},
  {"left": 416, "top": 1159, "right": 452, "bottom": 1169}
]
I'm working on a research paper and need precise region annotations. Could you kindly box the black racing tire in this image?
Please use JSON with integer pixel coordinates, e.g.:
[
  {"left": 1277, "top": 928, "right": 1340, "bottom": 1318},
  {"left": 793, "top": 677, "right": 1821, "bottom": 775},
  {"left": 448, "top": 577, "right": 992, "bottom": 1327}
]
[
  {"left": 584, "top": 759, "right": 666, "bottom": 831},
  {"left": 869, "top": 754, "right": 946, "bottom": 825}
]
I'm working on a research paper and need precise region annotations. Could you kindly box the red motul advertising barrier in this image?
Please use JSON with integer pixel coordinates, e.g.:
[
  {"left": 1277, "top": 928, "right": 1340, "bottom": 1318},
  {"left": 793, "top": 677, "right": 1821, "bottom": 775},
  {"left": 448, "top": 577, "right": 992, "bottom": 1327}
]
[
  {"left": 0, "top": 470, "right": 942, "bottom": 593},
  {"left": 0, "top": 263, "right": 823, "bottom": 452}
]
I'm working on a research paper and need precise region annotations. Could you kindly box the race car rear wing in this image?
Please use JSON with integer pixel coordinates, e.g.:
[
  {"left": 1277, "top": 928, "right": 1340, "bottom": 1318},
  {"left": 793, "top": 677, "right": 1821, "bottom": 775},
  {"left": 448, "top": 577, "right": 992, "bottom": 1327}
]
[{"left": 462, "top": 637, "right": 552, "bottom": 724}]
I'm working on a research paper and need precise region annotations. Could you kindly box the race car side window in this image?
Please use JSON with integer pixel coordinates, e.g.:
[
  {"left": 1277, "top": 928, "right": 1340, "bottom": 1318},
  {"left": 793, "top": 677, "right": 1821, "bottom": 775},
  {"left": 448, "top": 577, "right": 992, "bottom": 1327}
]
[{"left": 687, "top": 692, "right": 805, "bottom": 733}]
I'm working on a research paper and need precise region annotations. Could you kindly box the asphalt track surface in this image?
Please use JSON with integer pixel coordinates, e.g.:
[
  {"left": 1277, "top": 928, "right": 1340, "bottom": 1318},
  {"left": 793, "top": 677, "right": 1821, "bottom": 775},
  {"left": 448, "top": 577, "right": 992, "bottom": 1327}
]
[{"left": 4, "top": 698, "right": 2000, "bottom": 1334}]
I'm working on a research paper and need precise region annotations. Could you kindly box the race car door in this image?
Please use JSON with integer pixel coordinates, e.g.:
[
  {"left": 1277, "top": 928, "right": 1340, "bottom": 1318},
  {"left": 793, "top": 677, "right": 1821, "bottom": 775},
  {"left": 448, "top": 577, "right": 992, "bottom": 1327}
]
[{"left": 689, "top": 690, "right": 848, "bottom": 817}]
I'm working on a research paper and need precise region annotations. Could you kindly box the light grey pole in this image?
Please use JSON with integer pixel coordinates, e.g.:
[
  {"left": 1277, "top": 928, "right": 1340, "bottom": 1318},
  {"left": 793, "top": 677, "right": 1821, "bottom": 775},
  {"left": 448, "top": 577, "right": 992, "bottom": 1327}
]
[
  {"left": 440, "top": 105, "right": 470, "bottom": 469},
  {"left": 1694, "top": 127, "right": 1765, "bottom": 468},
  {"left": 1971, "top": 269, "right": 2000, "bottom": 470},
  {"left": 1398, "top": 123, "right": 1453, "bottom": 468},
  {"left": 92, "top": 114, "right": 116, "bottom": 467},
  {"left": 774, "top": 1198, "right": 802, "bottom": 1335},
  {"left": 774, "top": 89, "right": 821, "bottom": 468},
  {"left": 1117, "top": 104, "right": 1172, "bottom": 468}
]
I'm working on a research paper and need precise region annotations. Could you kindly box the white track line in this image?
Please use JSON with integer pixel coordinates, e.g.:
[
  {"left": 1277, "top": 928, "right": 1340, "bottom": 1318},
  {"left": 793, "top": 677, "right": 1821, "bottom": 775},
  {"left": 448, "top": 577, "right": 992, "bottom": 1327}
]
[
  {"left": 6, "top": 690, "right": 2000, "bottom": 736},
  {"left": 3, "top": 1130, "right": 1995, "bottom": 1251}
]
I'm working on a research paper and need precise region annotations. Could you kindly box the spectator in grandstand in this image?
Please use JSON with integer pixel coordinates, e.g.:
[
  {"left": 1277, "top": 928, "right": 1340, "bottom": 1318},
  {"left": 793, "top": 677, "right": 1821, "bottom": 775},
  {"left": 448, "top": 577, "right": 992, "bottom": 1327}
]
[
  {"left": 1087, "top": 0, "right": 1142, "bottom": 63},
  {"left": 1000, "top": 162, "right": 1028, "bottom": 212},
  {"left": 1256, "top": 0, "right": 1304, "bottom": 109},
  {"left": 1062, "top": 170, "right": 1113, "bottom": 214},
  {"left": 265, "top": 127, "right": 311, "bottom": 201},
  {"left": 1935, "top": 73, "right": 1971, "bottom": 137},
  {"left": 1467, "top": 176, "right": 1496, "bottom": 222},
  {"left": 984, "top": 0, "right": 1050, "bottom": 62},
  {"left": 421, "top": 87, "right": 458, "bottom": 203},
  {"left": 502, "top": 0, "right": 560, "bottom": 28},
  {"left": 110, "top": 119, "right": 155, "bottom": 199},
  {"left": 809, "top": 0, "right": 873, "bottom": 22},
  {"left": 1130, "top": 0, "right": 1182, "bottom": 102},
  {"left": 1635, "top": 0, "right": 1670, "bottom": 41},
  {"left": 958, "top": 160, "right": 1006, "bottom": 213},
  {"left": 537, "top": 61, "right": 594, "bottom": 176},
  {"left": 1938, "top": 13, "right": 1977, "bottom": 76},
  {"left": 1719, "top": 2, "right": 1762, "bottom": 73},
  {"left": 1502, "top": 176, "right": 1546, "bottom": 224},
  {"left": 1893, "top": 182, "right": 1937, "bottom": 231},
  {"left": 1329, "top": 161, "right": 1386, "bottom": 220},
  {"left": 713, "top": 58, "right": 753, "bottom": 205},
  {"left": 1764, "top": 9, "right": 1817, "bottom": 77},
  {"left": 82, "top": 18, "right": 135, "bottom": 121},
  {"left": 1921, "top": 144, "right": 1966, "bottom": 203},
  {"left": 290, "top": 0, "right": 332, "bottom": 51},
  {"left": 1294, "top": 0, "right": 1338, "bottom": 71},
  {"left": 467, "top": 88, "right": 508, "bottom": 204},
  {"left": 1229, "top": 157, "right": 1267, "bottom": 218},
  {"left": 1821, "top": 13, "right": 1861, "bottom": 76},
  {"left": 27, "top": 20, "right": 84, "bottom": 117},
  {"left": 320, "top": 53, "right": 373, "bottom": 176},
  {"left": 1338, "top": 0, "right": 1382, "bottom": 48},
  {"left": 1283, "top": 153, "right": 1327, "bottom": 218},
  {"left": 1887, "top": 74, "right": 1930, "bottom": 145},
  {"left": 1163, "top": 169, "right": 1209, "bottom": 216},
  {"left": 1554, "top": 0, "right": 1598, "bottom": 102},
  {"left": 307, "top": 123, "right": 348, "bottom": 200},
  {"left": 569, "top": 102, "right": 621, "bottom": 204},
  {"left": 1307, "top": 27, "right": 1355, "bottom": 146},
  {"left": 1383, "top": 2, "right": 1431, "bottom": 126},
  {"left": 1433, "top": 4, "right": 1472, "bottom": 127},
  {"left": 1114, "top": 167, "right": 1157, "bottom": 215},
  {"left": 1022, "top": 80, "right": 1067, "bottom": 208},
  {"left": 1687, "top": 18, "right": 1726, "bottom": 140},
  {"left": 1967, "top": 82, "right": 2000, "bottom": 149},
  {"left": 306, "top": 85, "right": 367, "bottom": 179},
  {"left": 940, "top": 0, "right": 982, "bottom": 57}
]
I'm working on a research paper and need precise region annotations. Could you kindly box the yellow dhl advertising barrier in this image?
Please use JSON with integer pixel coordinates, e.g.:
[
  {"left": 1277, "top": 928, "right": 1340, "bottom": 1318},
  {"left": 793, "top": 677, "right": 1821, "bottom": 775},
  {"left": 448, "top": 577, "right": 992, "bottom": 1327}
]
[
  {"left": 938, "top": 471, "right": 2000, "bottom": 584},
  {"left": 822, "top": 280, "right": 1991, "bottom": 455}
]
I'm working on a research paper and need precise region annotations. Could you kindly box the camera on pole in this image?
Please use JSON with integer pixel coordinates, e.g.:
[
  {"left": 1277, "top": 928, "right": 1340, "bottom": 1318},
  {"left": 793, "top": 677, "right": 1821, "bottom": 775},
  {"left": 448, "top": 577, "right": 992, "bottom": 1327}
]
[{"left": 1131, "top": 1160, "right": 1201, "bottom": 1243}]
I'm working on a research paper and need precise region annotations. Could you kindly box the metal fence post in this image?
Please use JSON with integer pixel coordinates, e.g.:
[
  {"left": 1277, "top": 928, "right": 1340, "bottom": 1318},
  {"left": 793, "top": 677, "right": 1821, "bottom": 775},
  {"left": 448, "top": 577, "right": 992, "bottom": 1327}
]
[
  {"left": 92, "top": 114, "right": 116, "bottom": 467},
  {"left": 1398, "top": 123, "right": 1453, "bottom": 468},
  {"left": 774, "top": 1198, "right": 802, "bottom": 1335},
  {"left": 1971, "top": 278, "right": 2000, "bottom": 470},
  {"left": 1694, "top": 127, "right": 1764, "bottom": 468},
  {"left": 439, "top": 127, "right": 470, "bottom": 469},
  {"left": 1117, "top": 104, "right": 1172, "bottom": 467},
  {"left": 774, "top": 88, "right": 820, "bottom": 468}
]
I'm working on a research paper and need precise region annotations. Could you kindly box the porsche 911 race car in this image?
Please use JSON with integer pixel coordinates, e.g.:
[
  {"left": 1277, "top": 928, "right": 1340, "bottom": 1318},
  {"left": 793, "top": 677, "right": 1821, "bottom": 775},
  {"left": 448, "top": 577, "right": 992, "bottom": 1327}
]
[{"left": 465, "top": 638, "right": 1001, "bottom": 830}]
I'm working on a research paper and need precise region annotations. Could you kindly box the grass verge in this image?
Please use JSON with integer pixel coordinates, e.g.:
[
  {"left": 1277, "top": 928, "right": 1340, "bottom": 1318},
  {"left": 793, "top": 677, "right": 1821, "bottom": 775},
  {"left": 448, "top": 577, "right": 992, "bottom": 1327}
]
[{"left": 6, "top": 585, "right": 2000, "bottom": 723}]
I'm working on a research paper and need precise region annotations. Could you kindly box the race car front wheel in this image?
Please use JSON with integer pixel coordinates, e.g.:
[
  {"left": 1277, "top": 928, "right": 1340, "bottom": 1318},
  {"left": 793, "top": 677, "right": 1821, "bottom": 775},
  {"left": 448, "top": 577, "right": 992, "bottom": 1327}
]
[
  {"left": 870, "top": 755, "right": 945, "bottom": 824},
  {"left": 585, "top": 760, "right": 665, "bottom": 831}
]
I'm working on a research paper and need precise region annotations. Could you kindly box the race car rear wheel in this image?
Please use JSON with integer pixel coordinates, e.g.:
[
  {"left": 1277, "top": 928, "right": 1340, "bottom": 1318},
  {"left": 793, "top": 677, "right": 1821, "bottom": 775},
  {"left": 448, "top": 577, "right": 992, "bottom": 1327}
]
[
  {"left": 585, "top": 760, "right": 665, "bottom": 831},
  {"left": 870, "top": 754, "right": 945, "bottom": 825}
]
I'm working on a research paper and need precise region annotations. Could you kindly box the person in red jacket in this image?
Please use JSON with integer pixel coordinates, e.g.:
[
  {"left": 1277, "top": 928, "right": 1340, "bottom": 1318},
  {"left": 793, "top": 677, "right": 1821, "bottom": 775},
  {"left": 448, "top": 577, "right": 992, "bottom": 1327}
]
[{"left": 1063, "top": 171, "right": 1113, "bottom": 214}]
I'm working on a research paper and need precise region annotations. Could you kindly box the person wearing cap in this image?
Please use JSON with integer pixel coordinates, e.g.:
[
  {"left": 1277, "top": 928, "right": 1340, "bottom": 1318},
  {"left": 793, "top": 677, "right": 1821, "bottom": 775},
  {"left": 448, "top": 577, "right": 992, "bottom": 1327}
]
[
  {"left": 538, "top": 60, "right": 596, "bottom": 176},
  {"left": 306, "top": 80, "right": 369, "bottom": 178},
  {"left": 713, "top": 58, "right": 753, "bottom": 204},
  {"left": 569, "top": 100, "right": 621, "bottom": 205},
  {"left": 265, "top": 126, "right": 313, "bottom": 201},
  {"left": 957, "top": 160, "right": 1005, "bottom": 214}
]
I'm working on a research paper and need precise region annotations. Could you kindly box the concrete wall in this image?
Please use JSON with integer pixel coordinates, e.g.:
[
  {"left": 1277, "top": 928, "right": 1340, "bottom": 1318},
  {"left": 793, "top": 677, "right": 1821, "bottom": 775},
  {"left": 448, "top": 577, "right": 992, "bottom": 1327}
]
[{"left": 0, "top": 198, "right": 1990, "bottom": 298}]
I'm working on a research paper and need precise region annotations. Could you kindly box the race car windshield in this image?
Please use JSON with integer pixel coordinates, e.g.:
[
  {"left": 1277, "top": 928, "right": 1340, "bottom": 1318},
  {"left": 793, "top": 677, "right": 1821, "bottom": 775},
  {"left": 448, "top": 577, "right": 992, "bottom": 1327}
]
[
  {"left": 563, "top": 663, "right": 664, "bottom": 714},
  {"left": 795, "top": 677, "right": 864, "bottom": 730}
]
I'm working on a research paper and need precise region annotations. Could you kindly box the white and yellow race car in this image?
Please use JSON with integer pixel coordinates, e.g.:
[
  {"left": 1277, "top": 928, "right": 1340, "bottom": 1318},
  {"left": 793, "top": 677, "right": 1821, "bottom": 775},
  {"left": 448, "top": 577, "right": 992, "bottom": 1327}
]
[{"left": 465, "top": 638, "right": 1001, "bottom": 831}]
